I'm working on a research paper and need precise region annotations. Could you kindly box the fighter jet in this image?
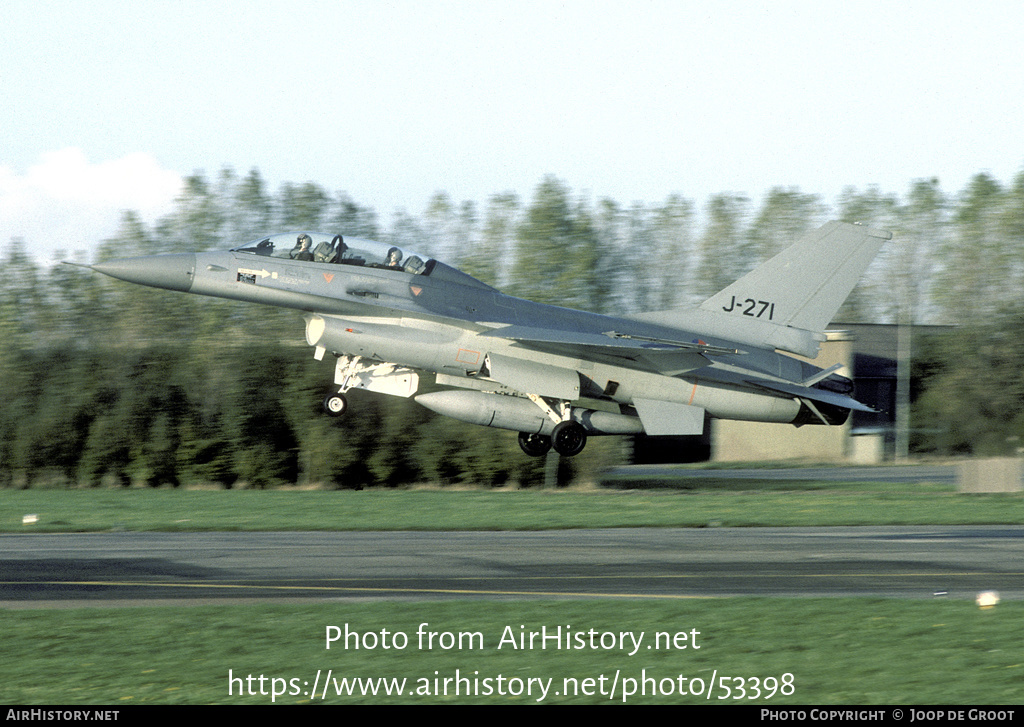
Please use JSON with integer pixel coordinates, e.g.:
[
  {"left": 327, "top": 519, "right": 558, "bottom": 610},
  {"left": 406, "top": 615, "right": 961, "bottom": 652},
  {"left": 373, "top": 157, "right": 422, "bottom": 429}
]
[{"left": 79, "top": 221, "right": 890, "bottom": 457}]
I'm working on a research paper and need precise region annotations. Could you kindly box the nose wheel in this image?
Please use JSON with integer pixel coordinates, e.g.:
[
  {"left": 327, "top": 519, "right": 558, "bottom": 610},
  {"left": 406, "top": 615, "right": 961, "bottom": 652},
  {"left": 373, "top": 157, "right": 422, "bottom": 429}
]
[{"left": 323, "top": 392, "right": 348, "bottom": 417}]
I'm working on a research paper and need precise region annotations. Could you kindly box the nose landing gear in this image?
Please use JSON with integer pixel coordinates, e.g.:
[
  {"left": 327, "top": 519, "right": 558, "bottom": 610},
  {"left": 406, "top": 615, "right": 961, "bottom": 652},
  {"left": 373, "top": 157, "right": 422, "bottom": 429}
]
[{"left": 323, "top": 392, "right": 348, "bottom": 417}]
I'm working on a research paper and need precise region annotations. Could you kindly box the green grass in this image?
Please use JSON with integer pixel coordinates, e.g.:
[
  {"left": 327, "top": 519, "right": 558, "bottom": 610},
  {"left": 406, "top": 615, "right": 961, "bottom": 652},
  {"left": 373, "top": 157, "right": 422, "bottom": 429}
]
[
  {"left": 2, "top": 485, "right": 1024, "bottom": 532},
  {"left": 1, "top": 599, "right": 1020, "bottom": 705},
  {"left": 3, "top": 481, "right": 1022, "bottom": 705}
]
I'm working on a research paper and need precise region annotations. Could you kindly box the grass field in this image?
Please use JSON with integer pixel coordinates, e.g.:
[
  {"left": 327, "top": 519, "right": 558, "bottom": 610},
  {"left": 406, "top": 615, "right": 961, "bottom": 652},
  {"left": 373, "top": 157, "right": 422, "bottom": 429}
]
[
  {"left": 2, "top": 479, "right": 1022, "bottom": 705},
  {"left": 2, "top": 480, "right": 1023, "bottom": 532},
  {"left": 2, "top": 599, "right": 1021, "bottom": 705}
]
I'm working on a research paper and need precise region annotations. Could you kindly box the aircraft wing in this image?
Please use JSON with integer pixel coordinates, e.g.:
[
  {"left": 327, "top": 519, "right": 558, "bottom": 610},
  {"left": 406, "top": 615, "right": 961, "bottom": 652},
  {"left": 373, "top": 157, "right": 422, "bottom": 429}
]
[{"left": 476, "top": 325, "right": 729, "bottom": 374}]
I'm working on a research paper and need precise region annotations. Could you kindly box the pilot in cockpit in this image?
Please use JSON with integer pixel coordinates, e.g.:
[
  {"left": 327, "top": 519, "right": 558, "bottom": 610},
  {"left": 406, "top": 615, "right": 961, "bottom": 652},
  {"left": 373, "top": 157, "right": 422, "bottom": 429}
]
[
  {"left": 384, "top": 247, "right": 403, "bottom": 269},
  {"left": 292, "top": 234, "right": 314, "bottom": 261}
]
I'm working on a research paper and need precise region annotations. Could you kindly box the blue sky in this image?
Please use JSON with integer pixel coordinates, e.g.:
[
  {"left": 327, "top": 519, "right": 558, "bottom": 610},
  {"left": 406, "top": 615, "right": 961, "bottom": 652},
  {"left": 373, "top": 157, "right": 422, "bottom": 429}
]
[{"left": 4, "top": 1, "right": 1024, "bottom": 262}]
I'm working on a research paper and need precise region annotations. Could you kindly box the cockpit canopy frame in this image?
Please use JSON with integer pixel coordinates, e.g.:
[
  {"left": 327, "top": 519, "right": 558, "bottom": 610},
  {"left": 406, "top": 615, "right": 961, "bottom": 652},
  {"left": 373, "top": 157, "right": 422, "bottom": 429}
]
[{"left": 232, "top": 232, "right": 435, "bottom": 276}]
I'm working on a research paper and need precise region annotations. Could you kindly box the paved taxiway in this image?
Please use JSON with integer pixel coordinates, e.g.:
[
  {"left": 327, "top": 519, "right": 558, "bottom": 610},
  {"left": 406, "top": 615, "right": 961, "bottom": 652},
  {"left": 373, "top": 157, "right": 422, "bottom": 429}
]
[{"left": 2, "top": 526, "right": 1021, "bottom": 606}]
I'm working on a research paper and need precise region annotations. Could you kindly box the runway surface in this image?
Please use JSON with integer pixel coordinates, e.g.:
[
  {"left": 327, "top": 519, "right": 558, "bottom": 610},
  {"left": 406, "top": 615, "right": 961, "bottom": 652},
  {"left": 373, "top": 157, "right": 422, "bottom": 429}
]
[
  {"left": 2, "top": 526, "right": 1021, "bottom": 606},
  {"left": 605, "top": 464, "right": 958, "bottom": 484}
]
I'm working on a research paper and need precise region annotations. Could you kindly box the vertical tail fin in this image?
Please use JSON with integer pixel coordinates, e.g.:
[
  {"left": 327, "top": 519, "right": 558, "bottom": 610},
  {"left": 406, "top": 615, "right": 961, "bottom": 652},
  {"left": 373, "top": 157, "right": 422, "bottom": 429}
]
[{"left": 699, "top": 221, "right": 891, "bottom": 333}]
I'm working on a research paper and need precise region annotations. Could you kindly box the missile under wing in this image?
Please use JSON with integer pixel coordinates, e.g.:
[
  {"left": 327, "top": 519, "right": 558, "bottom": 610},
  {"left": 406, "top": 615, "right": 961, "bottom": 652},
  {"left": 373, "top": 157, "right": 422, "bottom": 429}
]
[{"left": 79, "top": 222, "right": 890, "bottom": 457}]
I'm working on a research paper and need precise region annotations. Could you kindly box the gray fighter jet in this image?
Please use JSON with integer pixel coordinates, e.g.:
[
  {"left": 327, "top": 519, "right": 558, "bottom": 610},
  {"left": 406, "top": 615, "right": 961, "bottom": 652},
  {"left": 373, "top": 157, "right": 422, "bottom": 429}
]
[{"left": 81, "top": 221, "right": 890, "bottom": 457}]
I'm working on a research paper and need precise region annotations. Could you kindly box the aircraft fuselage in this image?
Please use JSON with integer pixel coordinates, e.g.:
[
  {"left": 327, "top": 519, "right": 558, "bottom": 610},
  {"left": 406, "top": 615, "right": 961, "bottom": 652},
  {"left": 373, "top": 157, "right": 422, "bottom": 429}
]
[{"left": 84, "top": 224, "right": 887, "bottom": 456}]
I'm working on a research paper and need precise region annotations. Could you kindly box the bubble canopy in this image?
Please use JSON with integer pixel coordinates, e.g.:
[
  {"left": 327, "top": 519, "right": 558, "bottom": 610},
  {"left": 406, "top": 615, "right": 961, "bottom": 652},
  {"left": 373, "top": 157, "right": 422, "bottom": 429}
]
[{"left": 232, "top": 232, "right": 435, "bottom": 276}]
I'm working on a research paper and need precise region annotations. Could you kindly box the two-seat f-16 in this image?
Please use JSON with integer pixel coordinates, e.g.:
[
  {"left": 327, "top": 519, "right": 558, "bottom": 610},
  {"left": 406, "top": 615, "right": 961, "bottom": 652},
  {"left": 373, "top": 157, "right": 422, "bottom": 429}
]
[{"left": 80, "top": 221, "right": 890, "bottom": 457}]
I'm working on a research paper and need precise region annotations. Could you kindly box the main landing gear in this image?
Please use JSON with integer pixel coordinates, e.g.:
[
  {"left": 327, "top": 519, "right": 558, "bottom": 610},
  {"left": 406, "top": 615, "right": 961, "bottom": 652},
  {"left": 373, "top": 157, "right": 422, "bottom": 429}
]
[
  {"left": 517, "top": 420, "right": 587, "bottom": 458},
  {"left": 551, "top": 420, "right": 587, "bottom": 456},
  {"left": 518, "top": 432, "right": 551, "bottom": 457},
  {"left": 517, "top": 394, "right": 588, "bottom": 457}
]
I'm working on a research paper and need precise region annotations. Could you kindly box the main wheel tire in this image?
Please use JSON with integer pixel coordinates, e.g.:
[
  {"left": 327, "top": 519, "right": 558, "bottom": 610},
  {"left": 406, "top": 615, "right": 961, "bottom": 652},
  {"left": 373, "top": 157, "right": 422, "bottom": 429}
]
[
  {"left": 323, "top": 392, "right": 348, "bottom": 417},
  {"left": 551, "top": 420, "right": 587, "bottom": 456},
  {"left": 518, "top": 432, "right": 552, "bottom": 457}
]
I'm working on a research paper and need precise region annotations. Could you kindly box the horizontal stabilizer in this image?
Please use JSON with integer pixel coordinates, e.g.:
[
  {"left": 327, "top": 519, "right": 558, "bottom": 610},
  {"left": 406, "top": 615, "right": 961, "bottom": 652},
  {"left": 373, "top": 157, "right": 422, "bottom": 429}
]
[{"left": 748, "top": 379, "right": 878, "bottom": 413}]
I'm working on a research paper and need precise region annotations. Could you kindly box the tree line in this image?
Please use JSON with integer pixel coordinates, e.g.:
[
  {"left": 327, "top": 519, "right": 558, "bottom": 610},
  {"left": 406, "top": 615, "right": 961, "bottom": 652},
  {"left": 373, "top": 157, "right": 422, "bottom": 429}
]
[{"left": 3, "top": 167, "right": 1024, "bottom": 488}]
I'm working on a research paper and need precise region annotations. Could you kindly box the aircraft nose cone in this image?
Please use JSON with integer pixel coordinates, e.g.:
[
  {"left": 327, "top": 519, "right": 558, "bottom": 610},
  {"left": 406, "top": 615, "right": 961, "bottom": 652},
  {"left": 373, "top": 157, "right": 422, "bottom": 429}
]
[{"left": 91, "top": 253, "right": 196, "bottom": 292}]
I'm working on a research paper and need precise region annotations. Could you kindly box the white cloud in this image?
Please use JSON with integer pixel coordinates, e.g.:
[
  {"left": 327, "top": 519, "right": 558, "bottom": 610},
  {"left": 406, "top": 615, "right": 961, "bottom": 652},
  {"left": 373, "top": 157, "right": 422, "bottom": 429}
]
[{"left": 0, "top": 148, "right": 183, "bottom": 263}]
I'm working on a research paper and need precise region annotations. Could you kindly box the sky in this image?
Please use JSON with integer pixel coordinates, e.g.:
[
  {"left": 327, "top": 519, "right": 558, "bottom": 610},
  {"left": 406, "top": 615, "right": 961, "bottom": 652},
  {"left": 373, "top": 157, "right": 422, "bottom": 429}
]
[{"left": 4, "top": 0, "right": 1024, "bottom": 263}]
